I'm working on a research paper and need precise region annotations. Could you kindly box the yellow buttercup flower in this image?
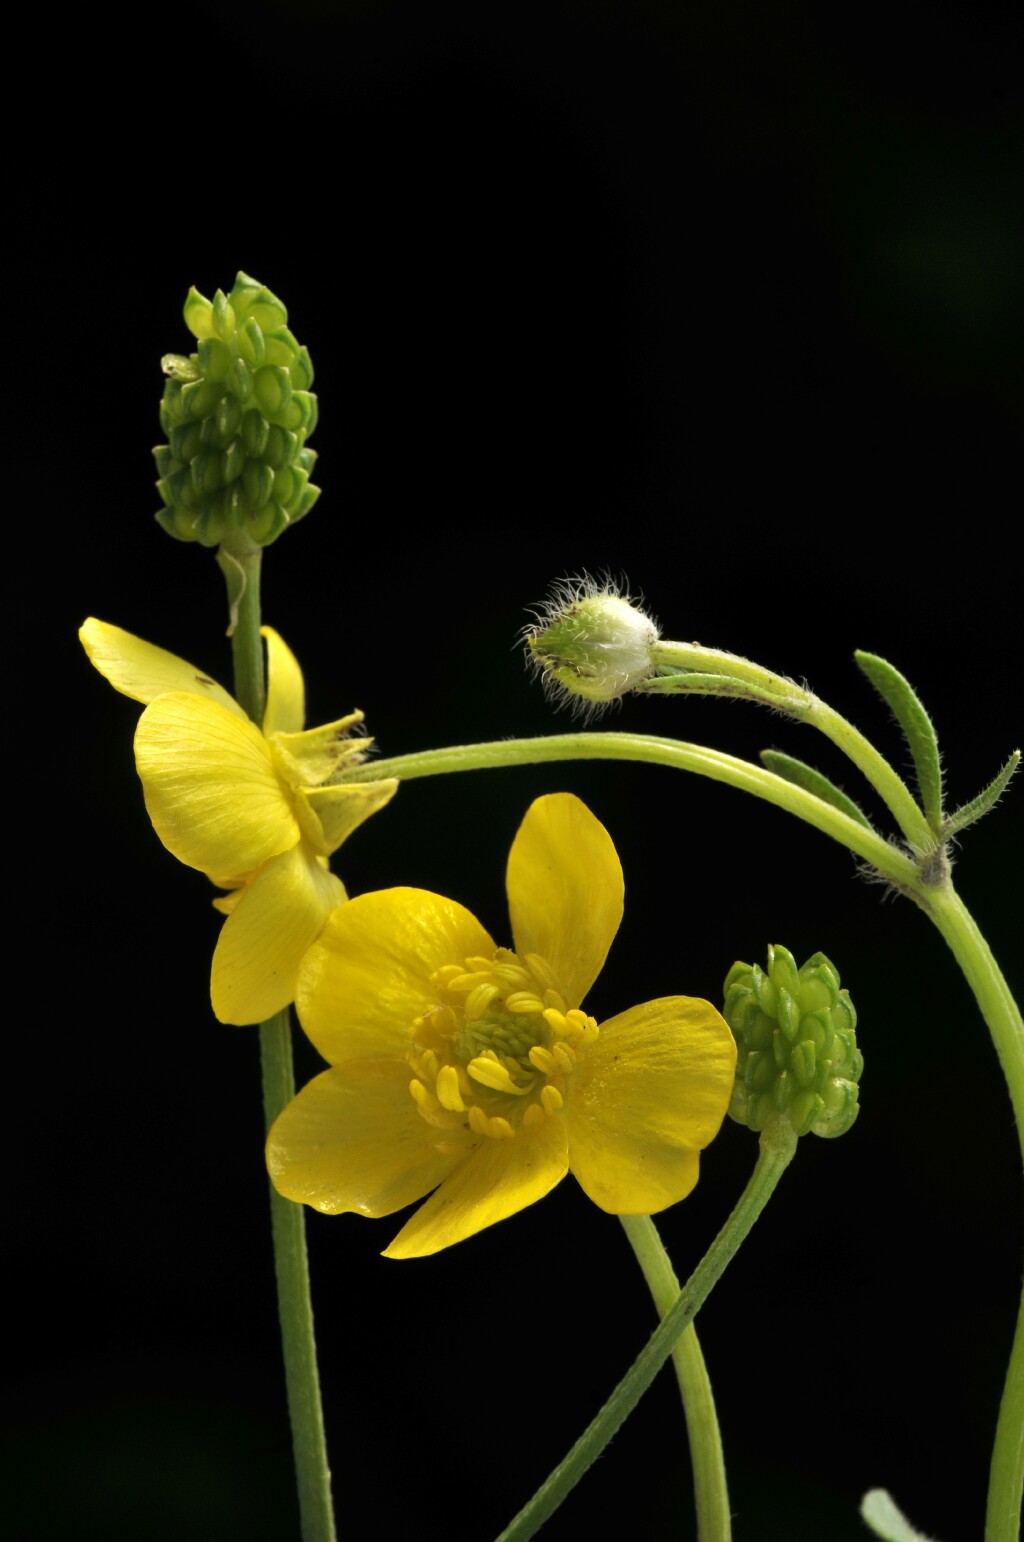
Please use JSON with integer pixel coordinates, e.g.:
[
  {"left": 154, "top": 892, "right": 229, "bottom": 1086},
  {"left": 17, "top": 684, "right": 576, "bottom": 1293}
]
[
  {"left": 268, "top": 792, "right": 737, "bottom": 1258},
  {"left": 80, "top": 618, "right": 397, "bottom": 1025}
]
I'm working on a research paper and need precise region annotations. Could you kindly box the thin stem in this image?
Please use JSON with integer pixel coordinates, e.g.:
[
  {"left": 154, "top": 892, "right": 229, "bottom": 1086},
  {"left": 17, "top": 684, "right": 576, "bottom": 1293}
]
[
  {"left": 645, "top": 640, "right": 934, "bottom": 852},
  {"left": 496, "top": 1121, "right": 798, "bottom": 1542},
  {"left": 922, "top": 884, "right": 1024, "bottom": 1542},
  {"left": 620, "top": 1215, "right": 731, "bottom": 1542},
  {"left": 345, "top": 734, "right": 920, "bottom": 888},
  {"left": 219, "top": 539, "right": 337, "bottom": 1542}
]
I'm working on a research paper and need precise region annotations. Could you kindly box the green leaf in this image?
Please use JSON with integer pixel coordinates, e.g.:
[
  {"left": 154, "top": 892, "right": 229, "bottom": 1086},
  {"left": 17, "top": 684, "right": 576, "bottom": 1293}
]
[
  {"left": 860, "top": 1488, "right": 940, "bottom": 1542},
  {"left": 759, "top": 750, "right": 875, "bottom": 829},
  {"left": 855, "top": 652, "right": 943, "bottom": 832},
  {"left": 943, "top": 749, "right": 1020, "bottom": 839}
]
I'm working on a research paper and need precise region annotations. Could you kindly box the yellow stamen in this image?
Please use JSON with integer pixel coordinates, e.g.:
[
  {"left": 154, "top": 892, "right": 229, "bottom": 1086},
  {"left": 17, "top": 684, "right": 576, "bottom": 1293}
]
[
  {"left": 522, "top": 1103, "right": 545, "bottom": 1128},
  {"left": 463, "top": 982, "right": 501, "bottom": 1021},
  {"left": 543, "top": 1007, "right": 570, "bottom": 1037},
  {"left": 552, "top": 1042, "right": 575, "bottom": 1073},
  {"left": 541, "top": 1084, "right": 564, "bottom": 1114},
  {"left": 504, "top": 991, "right": 546, "bottom": 1014},
  {"left": 467, "top": 1053, "right": 528, "bottom": 1095},
  {"left": 525, "top": 952, "right": 556, "bottom": 987},
  {"left": 544, "top": 988, "right": 568, "bottom": 1014},
  {"left": 436, "top": 1065, "right": 466, "bottom": 1112},
  {"left": 529, "top": 1045, "right": 557, "bottom": 1075}
]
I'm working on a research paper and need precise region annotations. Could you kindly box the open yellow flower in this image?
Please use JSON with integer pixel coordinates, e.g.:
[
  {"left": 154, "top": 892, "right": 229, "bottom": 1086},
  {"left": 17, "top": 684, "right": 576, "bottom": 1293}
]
[
  {"left": 268, "top": 792, "right": 737, "bottom": 1258},
  {"left": 80, "top": 618, "right": 397, "bottom": 1025}
]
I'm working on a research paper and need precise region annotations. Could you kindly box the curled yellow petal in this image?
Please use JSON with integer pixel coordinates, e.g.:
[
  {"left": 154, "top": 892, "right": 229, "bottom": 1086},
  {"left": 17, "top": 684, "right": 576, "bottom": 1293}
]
[
  {"left": 80, "top": 618, "right": 243, "bottom": 717},
  {"left": 268, "top": 1061, "right": 473, "bottom": 1217},
  {"left": 566, "top": 996, "right": 737, "bottom": 1213},
  {"left": 211, "top": 844, "right": 346, "bottom": 1025},
  {"left": 384, "top": 1113, "right": 569, "bottom": 1258},
  {"left": 299, "top": 778, "right": 400, "bottom": 857},
  {"left": 506, "top": 792, "right": 623, "bottom": 1009},
  {"left": 135, "top": 692, "right": 300, "bottom": 877},
  {"left": 261, "top": 626, "right": 305, "bottom": 736}
]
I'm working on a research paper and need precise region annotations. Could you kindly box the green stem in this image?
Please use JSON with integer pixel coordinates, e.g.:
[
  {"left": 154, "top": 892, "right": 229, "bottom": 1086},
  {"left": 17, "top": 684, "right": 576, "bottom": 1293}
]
[
  {"left": 219, "top": 539, "right": 337, "bottom": 1542},
  {"left": 645, "top": 640, "right": 934, "bottom": 852},
  {"left": 921, "top": 883, "right": 1024, "bottom": 1542},
  {"left": 496, "top": 1121, "right": 798, "bottom": 1542},
  {"left": 620, "top": 1215, "right": 731, "bottom": 1542},
  {"left": 345, "top": 734, "right": 920, "bottom": 889}
]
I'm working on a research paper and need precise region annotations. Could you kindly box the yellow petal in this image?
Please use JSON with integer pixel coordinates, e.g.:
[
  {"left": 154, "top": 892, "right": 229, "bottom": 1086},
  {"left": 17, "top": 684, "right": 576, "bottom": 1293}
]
[
  {"left": 134, "top": 692, "right": 301, "bottom": 877},
  {"left": 211, "top": 844, "right": 347, "bottom": 1024},
  {"left": 299, "top": 778, "right": 399, "bottom": 856},
  {"left": 506, "top": 792, "right": 623, "bottom": 1009},
  {"left": 80, "top": 618, "right": 244, "bottom": 717},
  {"left": 261, "top": 626, "right": 305, "bottom": 736},
  {"left": 296, "top": 888, "right": 495, "bottom": 1066},
  {"left": 267, "top": 1060, "right": 472, "bottom": 1216},
  {"left": 384, "top": 1113, "right": 569, "bottom": 1258},
  {"left": 269, "top": 714, "right": 372, "bottom": 790},
  {"left": 566, "top": 996, "right": 737, "bottom": 1214}
]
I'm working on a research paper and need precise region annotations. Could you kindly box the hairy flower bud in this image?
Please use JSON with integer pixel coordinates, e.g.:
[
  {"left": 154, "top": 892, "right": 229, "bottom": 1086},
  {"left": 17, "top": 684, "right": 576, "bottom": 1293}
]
[
  {"left": 723, "top": 944, "right": 862, "bottom": 1137},
  {"left": 525, "top": 578, "right": 659, "bottom": 710},
  {"left": 154, "top": 273, "right": 320, "bottom": 548}
]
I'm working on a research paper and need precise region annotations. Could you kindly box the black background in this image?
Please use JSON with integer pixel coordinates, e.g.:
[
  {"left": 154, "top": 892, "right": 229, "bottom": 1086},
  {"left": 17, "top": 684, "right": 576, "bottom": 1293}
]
[{"left": 19, "top": 2, "right": 1023, "bottom": 1538}]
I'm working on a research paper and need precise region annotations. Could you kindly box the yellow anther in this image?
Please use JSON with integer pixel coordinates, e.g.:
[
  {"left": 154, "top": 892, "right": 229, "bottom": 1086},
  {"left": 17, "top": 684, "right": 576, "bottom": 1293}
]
[
  {"left": 544, "top": 988, "right": 568, "bottom": 1014},
  {"left": 552, "top": 1042, "right": 575, "bottom": 1073},
  {"left": 543, "top": 1007, "right": 570, "bottom": 1037},
  {"left": 409, "top": 1078, "right": 431, "bottom": 1109},
  {"left": 563, "top": 1009, "right": 592, "bottom": 1038},
  {"left": 522, "top": 1103, "right": 545, "bottom": 1128},
  {"left": 463, "top": 981, "right": 501, "bottom": 1021},
  {"left": 505, "top": 991, "right": 546, "bottom": 1014},
  {"left": 494, "top": 963, "right": 531, "bottom": 988},
  {"left": 431, "top": 964, "right": 465, "bottom": 988},
  {"left": 436, "top": 1065, "right": 466, "bottom": 1113},
  {"left": 463, "top": 955, "right": 496, "bottom": 972},
  {"left": 467, "top": 1053, "right": 526, "bottom": 1095},
  {"left": 447, "top": 971, "right": 492, "bottom": 993},
  {"left": 525, "top": 952, "right": 556, "bottom": 988},
  {"left": 541, "top": 1084, "right": 564, "bottom": 1114},
  {"left": 529, "top": 1045, "right": 557, "bottom": 1075},
  {"left": 487, "top": 1116, "right": 514, "bottom": 1141},
  {"left": 468, "top": 1105, "right": 489, "bottom": 1137}
]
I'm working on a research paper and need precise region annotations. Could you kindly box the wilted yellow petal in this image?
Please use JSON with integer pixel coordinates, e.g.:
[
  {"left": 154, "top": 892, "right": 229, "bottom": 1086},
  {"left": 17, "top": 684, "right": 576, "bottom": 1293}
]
[
  {"left": 211, "top": 844, "right": 347, "bottom": 1025},
  {"left": 567, "top": 996, "right": 737, "bottom": 1213},
  {"left": 384, "top": 1113, "right": 569, "bottom": 1258},
  {"left": 300, "top": 778, "right": 400, "bottom": 857},
  {"left": 261, "top": 626, "right": 305, "bottom": 736},
  {"left": 506, "top": 792, "right": 623, "bottom": 1008},
  {"left": 269, "top": 714, "right": 371, "bottom": 790},
  {"left": 80, "top": 618, "right": 244, "bottom": 717},
  {"left": 268, "top": 1061, "right": 472, "bottom": 1216},
  {"left": 296, "top": 888, "right": 495, "bottom": 1066},
  {"left": 135, "top": 692, "right": 300, "bottom": 878}
]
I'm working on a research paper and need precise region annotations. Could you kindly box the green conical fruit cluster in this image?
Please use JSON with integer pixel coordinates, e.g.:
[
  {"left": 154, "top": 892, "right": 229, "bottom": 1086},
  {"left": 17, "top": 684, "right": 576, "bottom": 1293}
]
[
  {"left": 154, "top": 273, "right": 320, "bottom": 548},
  {"left": 723, "top": 945, "right": 863, "bottom": 1137}
]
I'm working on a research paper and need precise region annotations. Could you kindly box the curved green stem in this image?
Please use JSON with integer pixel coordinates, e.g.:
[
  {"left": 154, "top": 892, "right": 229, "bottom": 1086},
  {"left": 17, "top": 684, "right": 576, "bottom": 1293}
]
[
  {"left": 347, "top": 734, "right": 919, "bottom": 889},
  {"left": 620, "top": 1216, "right": 731, "bottom": 1542},
  {"left": 220, "top": 540, "right": 337, "bottom": 1542},
  {"left": 645, "top": 640, "right": 934, "bottom": 852},
  {"left": 496, "top": 1121, "right": 798, "bottom": 1542},
  {"left": 921, "top": 884, "right": 1024, "bottom": 1542}
]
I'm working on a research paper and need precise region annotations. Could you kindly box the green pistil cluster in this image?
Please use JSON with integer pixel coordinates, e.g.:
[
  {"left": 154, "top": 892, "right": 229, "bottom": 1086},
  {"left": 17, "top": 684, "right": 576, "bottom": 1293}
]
[
  {"left": 723, "top": 945, "right": 863, "bottom": 1138},
  {"left": 456, "top": 1007, "right": 541, "bottom": 1079},
  {"left": 154, "top": 272, "right": 320, "bottom": 548}
]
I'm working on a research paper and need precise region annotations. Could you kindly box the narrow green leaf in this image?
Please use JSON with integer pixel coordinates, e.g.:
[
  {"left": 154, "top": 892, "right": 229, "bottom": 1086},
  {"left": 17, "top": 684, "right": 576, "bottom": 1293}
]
[
  {"left": 860, "top": 1488, "right": 940, "bottom": 1542},
  {"left": 943, "top": 749, "right": 1020, "bottom": 839},
  {"left": 759, "top": 749, "right": 874, "bottom": 829},
  {"left": 855, "top": 651, "right": 943, "bottom": 831}
]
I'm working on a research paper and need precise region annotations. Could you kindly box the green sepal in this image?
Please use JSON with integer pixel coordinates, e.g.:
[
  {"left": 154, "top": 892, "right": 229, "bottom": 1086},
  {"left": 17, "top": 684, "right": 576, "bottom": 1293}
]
[
  {"left": 759, "top": 748, "right": 874, "bottom": 830},
  {"left": 942, "top": 749, "right": 1020, "bottom": 840},
  {"left": 855, "top": 651, "right": 943, "bottom": 832},
  {"left": 860, "top": 1489, "right": 940, "bottom": 1542}
]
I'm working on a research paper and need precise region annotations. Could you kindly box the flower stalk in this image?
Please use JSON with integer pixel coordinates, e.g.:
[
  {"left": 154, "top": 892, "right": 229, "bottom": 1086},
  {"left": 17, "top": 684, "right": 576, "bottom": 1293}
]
[
  {"left": 496, "top": 1119, "right": 799, "bottom": 1542},
  {"left": 222, "top": 540, "right": 337, "bottom": 1542},
  {"left": 620, "top": 1215, "right": 731, "bottom": 1542}
]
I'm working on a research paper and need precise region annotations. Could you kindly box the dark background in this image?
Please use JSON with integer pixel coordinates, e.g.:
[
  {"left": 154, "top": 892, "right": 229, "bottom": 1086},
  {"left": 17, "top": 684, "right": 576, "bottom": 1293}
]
[{"left": 20, "top": 1, "right": 1022, "bottom": 1538}]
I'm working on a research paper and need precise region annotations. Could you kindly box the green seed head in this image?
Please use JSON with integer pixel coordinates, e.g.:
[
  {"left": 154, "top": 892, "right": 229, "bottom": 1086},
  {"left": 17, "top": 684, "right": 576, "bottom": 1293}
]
[
  {"left": 154, "top": 273, "right": 320, "bottom": 548},
  {"left": 525, "top": 577, "right": 659, "bottom": 712},
  {"left": 723, "top": 944, "right": 863, "bottom": 1138}
]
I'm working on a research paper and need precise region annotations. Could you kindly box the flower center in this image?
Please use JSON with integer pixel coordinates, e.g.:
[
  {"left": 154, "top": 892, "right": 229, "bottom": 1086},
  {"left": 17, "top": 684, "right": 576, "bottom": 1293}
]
[{"left": 406, "top": 947, "right": 599, "bottom": 1141}]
